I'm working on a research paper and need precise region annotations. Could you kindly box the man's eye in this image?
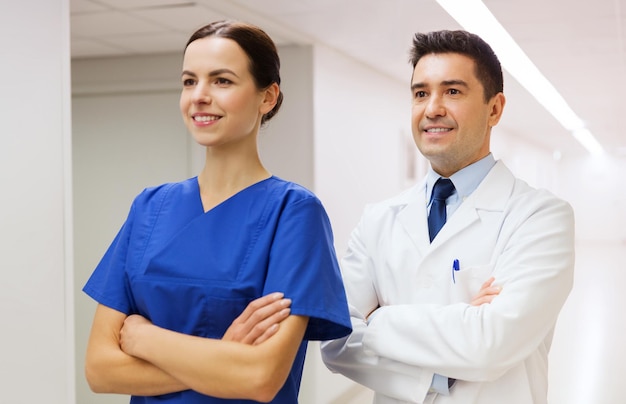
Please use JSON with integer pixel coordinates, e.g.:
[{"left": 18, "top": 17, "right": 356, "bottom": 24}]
[
  {"left": 415, "top": 91, "right": 426, "bottom": 98},
  {"left": 448, "top": 89, "right": 460, "bottom": 95}
]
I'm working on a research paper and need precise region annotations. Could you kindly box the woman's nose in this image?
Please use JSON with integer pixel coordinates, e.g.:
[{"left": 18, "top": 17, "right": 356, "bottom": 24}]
[{"left": 191, "top": 83, "right": 211, "bottom": 104}]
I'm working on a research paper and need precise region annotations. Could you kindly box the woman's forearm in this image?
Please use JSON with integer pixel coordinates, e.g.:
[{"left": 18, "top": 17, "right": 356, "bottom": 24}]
[
  {"left": 85, "top": 340, "right": 187, "bottom": 396},
  {"left": 124, "top": 315, "right": 309, "bottom": 402},
  {"left": 85, "top": 304, "right": 187, "bottom": 396}
]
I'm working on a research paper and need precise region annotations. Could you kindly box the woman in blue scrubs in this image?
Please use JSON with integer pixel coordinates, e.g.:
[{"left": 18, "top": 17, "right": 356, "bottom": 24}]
[{"left": 83, "top": 20, "right": 351, "bottom": 403}]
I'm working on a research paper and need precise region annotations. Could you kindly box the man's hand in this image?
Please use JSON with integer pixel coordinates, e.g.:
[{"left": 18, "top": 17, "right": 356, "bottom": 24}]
[
  {"left": 223, "top": 292, "right": 292, "bottom": 345},
  {"left": 470, "top": 277, "right": 501, "bottom": 306}
]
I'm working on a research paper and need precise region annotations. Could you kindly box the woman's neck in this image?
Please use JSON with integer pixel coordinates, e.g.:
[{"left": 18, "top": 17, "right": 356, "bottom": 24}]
[{"left": 197, "top": 148, "right": 270, "bottom": 212}]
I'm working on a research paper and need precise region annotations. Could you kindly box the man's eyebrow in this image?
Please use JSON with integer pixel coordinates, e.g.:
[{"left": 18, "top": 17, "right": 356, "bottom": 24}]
[
  {"left": 411, "top": 82, "right": 427, "bottom": 91},
  {"left": 411, "top": 79, "right": 469, "bottom": 91},
  {"left": 441, "top": 79, "right": 468, "bottom": 88}
]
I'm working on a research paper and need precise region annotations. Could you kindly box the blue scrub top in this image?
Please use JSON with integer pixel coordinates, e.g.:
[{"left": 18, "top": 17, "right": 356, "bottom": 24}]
[{"left": 83, "top": 176, "right": 352, "bottom": 403}]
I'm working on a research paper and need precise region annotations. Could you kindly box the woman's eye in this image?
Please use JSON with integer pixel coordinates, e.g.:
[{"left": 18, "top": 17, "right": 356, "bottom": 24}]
[
  {"left": 182, "top": 78, "right": 195, "bottom": 86},
  {"left": 215, "top": 78, "right": 232, "bottom": 85}
]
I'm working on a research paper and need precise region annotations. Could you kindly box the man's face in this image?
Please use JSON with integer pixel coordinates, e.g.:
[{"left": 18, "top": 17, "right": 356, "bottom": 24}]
[{"left": 410, "top": 52, "right": 505, "bottom": 177}]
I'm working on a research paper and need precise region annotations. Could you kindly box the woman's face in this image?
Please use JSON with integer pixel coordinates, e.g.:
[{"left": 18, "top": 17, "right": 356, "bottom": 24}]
[{"left": 180, "top": 36, "right": 274, "bottom": 149}]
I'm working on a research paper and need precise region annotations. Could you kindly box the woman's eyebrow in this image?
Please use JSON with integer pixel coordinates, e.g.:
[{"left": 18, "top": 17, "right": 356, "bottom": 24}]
[{"left": 181, "top": 68, "right": 239, "bottom": 78}]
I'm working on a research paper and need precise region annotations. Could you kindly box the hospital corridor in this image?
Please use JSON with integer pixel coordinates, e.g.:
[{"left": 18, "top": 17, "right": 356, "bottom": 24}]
[{"left": 3, "top": 0, "right": 626, "bottom": 403}]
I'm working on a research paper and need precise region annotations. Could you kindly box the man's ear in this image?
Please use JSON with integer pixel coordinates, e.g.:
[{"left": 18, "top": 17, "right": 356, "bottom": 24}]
[{"left": 488, "top": 92, "right": 506, "bottom": 127}]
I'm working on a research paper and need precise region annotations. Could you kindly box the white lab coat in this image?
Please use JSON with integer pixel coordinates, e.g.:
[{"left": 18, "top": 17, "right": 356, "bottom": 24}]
[{"left": 321, "top": 161, "right": 575, "bottom": 404}]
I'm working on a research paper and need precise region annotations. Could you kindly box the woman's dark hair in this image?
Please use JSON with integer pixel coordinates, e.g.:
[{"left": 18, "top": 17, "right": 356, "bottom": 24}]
[
  {"left": 186, "top": 20, "right": 283, "bottom": 125},
  {"left": 409, "top": 30, "right": 503, "bottom": 102}
]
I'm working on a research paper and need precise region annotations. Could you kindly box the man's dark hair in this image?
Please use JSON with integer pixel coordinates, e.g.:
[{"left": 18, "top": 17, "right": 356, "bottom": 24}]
[{"left": 409, "top": 30, "right": 503, "bottom": 102}]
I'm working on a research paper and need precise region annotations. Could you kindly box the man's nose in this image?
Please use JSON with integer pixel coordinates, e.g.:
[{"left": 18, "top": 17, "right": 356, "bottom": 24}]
[{"left": 425, "top": 95, "right": 445, "bottom": 118}]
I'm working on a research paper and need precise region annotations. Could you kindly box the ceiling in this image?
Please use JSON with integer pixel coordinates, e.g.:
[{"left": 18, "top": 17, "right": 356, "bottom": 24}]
[{"left": 70, "top": 0, "right": 626, "bottom": 159}]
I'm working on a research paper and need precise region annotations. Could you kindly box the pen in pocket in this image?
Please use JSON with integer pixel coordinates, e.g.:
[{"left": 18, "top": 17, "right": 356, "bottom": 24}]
[{"left": 452, "top": 259, "right": 460, "bottom": 283}]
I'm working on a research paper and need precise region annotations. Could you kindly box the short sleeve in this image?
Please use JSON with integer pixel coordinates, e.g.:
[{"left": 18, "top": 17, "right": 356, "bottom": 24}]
[
  {"left": 263, "top": 195, "right": 351, "bottom": 341},
  {"left": 82, "top": 202, "right": 137, "bottom": 315}
]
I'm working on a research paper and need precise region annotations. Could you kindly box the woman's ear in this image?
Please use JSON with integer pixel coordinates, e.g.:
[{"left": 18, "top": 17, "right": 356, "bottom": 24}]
[{"left": 259, "top": 83, "right": 280, "bottom": 115}]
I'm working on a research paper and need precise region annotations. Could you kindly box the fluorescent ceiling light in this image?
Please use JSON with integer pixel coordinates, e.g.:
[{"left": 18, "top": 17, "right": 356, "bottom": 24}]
[{"left": 436, "top": 0, "right": 604, "bottom": 156}]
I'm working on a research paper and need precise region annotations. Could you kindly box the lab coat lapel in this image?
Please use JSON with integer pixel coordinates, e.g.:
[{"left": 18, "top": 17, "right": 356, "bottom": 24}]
[
  {"left": 430, "top": 161, "right": 515, "bottom": 248},
  {"left": 430, "top": 203, "right": 480, "bottom": 249},
  {"left": 396, "top": 181, "right": 431, "bottom": 256}
]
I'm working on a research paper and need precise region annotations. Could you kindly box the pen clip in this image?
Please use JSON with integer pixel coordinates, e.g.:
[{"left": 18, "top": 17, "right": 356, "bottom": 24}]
[{"left": 452, "top": 259, "right": 460, "bottom": 284}]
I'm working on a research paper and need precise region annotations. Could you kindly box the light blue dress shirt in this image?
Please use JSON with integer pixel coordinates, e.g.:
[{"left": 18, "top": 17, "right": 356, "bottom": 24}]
[{"left": 426, "top": 153, "right": 496, "bottom": 219}]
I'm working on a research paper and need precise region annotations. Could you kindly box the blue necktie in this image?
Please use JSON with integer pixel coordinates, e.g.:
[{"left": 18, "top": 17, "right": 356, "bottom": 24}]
[{"left": 428, "top": 178, "right": 455, "bottom": 242}]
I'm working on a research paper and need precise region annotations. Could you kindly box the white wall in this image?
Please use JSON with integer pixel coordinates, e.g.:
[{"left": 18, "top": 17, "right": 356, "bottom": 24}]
[
  {"left": 0, "top": 1, "right": 74, "bottom": 403},
  {"left": 556, "top": 155, "right": 626, "bottom": 243},
  {"left": 259, "top": 45, "right": 315, "bottom": 190},
  {"left": 312, "top": 44, "right": 418, "bottom": 249}
]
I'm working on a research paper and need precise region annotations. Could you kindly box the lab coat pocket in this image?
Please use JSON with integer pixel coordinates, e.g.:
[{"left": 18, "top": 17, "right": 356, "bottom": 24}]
[{"left": 450, "top": 263, "right": 495, "bottom": 303}]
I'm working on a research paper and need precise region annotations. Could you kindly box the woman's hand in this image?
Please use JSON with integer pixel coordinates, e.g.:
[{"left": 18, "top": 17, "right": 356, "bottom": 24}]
[
  {"left": 470, "top": 277, "right": 502, "bottom": 306},
  {"left": 119, "top": 314, "right": 153, "bottom": 358},
  {"left": 119, "top": 292, "right": 291, "bottom": 359},
  {"left": 223, "top": 292, "right": 292, "bottom": 345}
]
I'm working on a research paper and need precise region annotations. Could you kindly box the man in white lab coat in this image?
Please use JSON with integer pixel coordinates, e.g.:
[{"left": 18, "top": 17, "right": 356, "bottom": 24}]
[{"left": 320, "top": 30, "right": 575, "bottom": 404}]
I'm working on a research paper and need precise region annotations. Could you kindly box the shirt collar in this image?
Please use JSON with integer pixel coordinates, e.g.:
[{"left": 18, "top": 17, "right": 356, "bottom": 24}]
[{"left": 426, "top": 153, "right": 496, "bottom": 203}]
